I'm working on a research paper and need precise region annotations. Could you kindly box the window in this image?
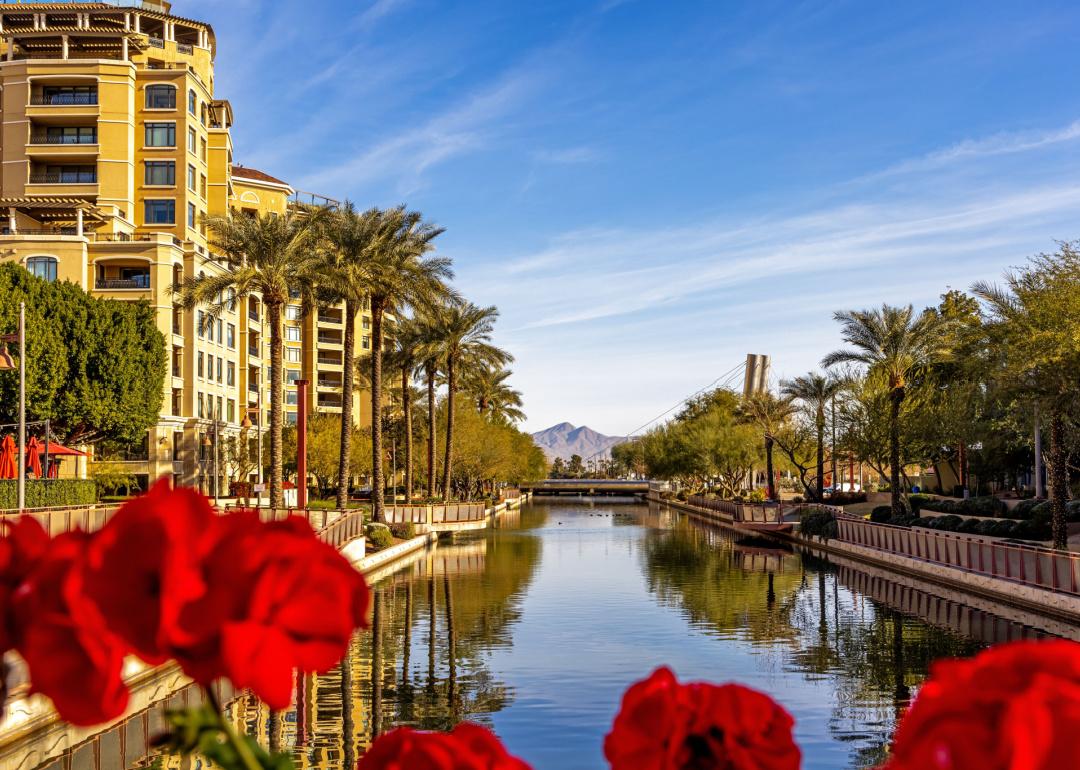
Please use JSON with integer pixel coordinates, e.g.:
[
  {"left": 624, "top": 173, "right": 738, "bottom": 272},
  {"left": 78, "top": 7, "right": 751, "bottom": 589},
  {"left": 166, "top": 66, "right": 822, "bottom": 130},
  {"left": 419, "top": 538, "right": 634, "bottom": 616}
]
[
  {"left": 188, "top": 89, "right": 197, "bottom": 115},
  {"left": 200, "top": 174, "right": 207, "bottom": 198},
  {"left": 145, "top": 122, "right": 175, "bottom": 147},
  {"left": 286, "top": 370, "right": 300, "bottom": 384},
  {"left": 217, "top": 319, "right": 223, "bottom": 341},
  {"left": 197, "top": 311, "right": 204, "bottom": 337},
  {"left": 285, "top": 347, "right": 301, "bottom": 363},
  {"left": 188, "top": 202, "right": 196, "bottom": 228},
  {"left": 144, "top": 199, "right": 175, "bottom": 225},
  {"left": 173, "top": 431, "right": 183, "bottom": 459},
  {"left": 26, "top": 257, "right": 57, "bottom": 282},
  {"left": 226, "top": 323, "right": 235, "bottom": 348},
  {"left": 197, "top": 351, "right": 204, "bottom": 378},
  {"left": 226, "top": 361, "right": 235, "bottom": 386},
  {"left": 285, "top": 326, "right": 301, "bottom": 342},
  {"left": 216, "top": 356, "right": 223, "bottom": 383},
  {"left": 285, "top": 411, "right": 297, "bottom": 426},
  {"left": 362, "top": 316, "right": 371, "bottom": 330},
  {"left": 42, "top": 126, "right": 96, "bottom": 144},
  {"left": 145, "top": 160, "right": 175, "bottom": 186},
  {"left": 286, "top": 391, "right": 298, "bottom": 406},
  {"left": 217, "top": 396, "right": 223, "bottom": 419},
  {"left": 200, "top": 137, "right": 207, "bottom": 162},
  {"left": 200, "top": 103, "right": 208, "bottom": 126},
  {"left": 197, "top": 393, "right": 205, "bottom": 418},
  {"left": 186, "top": 164, "right": 196, "bottom": 191},
  {"left": 285, "top": 304, "right": 301, "bottom": 320},
  {"left": 146, "top": 85, "right": 176, "bottom": 109},
  {"left": 362, "top": 335, "right": 370, "bottom": 350},
  {"left": 227, "top": 399, "right": 235, "bottom": 423},
  {"left": 188, "top": 127, "right": 197, "bottom": 153}
]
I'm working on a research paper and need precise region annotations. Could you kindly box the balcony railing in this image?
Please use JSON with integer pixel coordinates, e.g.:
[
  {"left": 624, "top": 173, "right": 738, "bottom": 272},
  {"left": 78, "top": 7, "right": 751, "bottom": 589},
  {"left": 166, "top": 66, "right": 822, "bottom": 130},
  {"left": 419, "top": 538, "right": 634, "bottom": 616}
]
[
  {"left": 96, "top": 275, "right": 150, "bottom": 290},
  {"left": 29, "top": 171, "right": 96, "bottom": 184},
  {"left": 1, "top": 228, "right": 79, "bottom": 237},
  {"left": 148, "top": 37, "right": 165, "bottom": 48},
  {"left": 91, "top": 232, "right": 157, "bottom": 243},
  {"left": 177, "top": 43, "right": 193, "bottom": 54},
  {"left": 29, "top": 93, "right": 98, "bottom": 106},
  {"left": 317, "top": 334, "right": 342, "bottom": 345},
  {"left": 317, "top": 314, "right": 342, "bottom": 324},
  {"left": 29, "top": 131, "right": 97, "bottom": 145}
]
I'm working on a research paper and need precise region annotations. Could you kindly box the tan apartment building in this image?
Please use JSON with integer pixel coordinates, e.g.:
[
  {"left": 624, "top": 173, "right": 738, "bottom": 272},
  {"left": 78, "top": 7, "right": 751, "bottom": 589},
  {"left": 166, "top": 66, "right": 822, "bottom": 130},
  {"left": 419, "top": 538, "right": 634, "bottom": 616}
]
[{"left": 0, "top": 1, "right": 375, "bottom": 494}]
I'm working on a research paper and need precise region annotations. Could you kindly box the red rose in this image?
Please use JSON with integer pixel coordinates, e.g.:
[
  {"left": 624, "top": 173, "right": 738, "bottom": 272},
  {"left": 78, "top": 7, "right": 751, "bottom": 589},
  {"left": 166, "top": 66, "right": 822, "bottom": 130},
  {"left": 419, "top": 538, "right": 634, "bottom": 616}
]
[
  {"left": 0, "top": 517, "right": 50, "bottom": 650},
  {"left": 883, "top": 639, "right": 1080, "bottom": 770},
  {"left": 12, "top": 531, "right": 129, "bottom": 726},
  {"left": 173, "top": 513, "right": 371, "bottom": 708},
  {"left": 359, "top": 723, "right": 532, "bottom": 769},
  {"left": 604, "top": 667, "right": 800, "bottom": 770},
  {"left": 81, "top": 479, "right": 219, "bottom": 664}
]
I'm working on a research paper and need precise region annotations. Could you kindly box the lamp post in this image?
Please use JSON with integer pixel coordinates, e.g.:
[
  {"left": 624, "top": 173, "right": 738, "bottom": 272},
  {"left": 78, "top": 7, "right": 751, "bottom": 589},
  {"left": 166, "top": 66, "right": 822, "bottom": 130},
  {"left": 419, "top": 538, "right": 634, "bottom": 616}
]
[
  {"left": 0, "top": 303, "right": 25, "bottom": 510},
  {"left": 201, "top": 432, "right": 212, "bottom": 497},
  {"left": 241, "top": 406, "right": 262, "bottom": 506}
]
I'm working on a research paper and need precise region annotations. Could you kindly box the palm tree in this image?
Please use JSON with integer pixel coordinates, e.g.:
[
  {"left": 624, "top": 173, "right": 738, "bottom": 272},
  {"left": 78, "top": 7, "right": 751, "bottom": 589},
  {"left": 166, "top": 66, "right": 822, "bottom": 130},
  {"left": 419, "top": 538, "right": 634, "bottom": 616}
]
[
  {"left": 318, "top": 202, "right": 384, "bottom": 509},
  {"left": 387, "top": 317, "right": 426, "bottom": 501},
  {"left": 741, "top": 392, "right": 795, "bottom": 500},
  {"left": 781, "top": 373, "right": 843, "bottom": 503},
  {"left": 822, "top": 305, "right": 948, "bottom": 516},
  {"left": 176, "top": 208, "right": 324, "bottom": 507},
  {"left": 429, "top": 302, "right": 511, "bottom": 501},
  {"left": 463, "top": 367, "right": 525, "bottom": 423},
  {"left": 362, "top": 208, "right": 452, "bottom": 522},
  {"left": 413, "top": 309, "right": 443, "bottom": 498}
]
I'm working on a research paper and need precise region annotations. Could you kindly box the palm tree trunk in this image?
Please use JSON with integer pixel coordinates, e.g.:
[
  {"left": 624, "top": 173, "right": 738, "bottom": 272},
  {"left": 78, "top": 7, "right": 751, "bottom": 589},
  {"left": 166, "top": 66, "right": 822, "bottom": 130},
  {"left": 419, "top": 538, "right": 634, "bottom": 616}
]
[
  {"left": 1049, "top": 409, "right": 1068, "bottom": 549},
  {"left": 889, "top": 388, "right": 904, "bottom": 517},
  {"left": 371, "top": 300, "right": 385, "bottom": 522},
  {"left": 402, "top": 366, "right": 413, "bottom": 501},
  {"left": 335, "top": 298, "right": 357, "bottom": 509},
  {"left": 441, "top": 356, "right": 456, "bottom": 502},
  {"left": 816, "top": 408, "right": 825, "bottom": 502},
  {"left": 267, "top": 301, "right": 284, "bottom": 508},
  {"left": 765, "top": 436, "right": 775, "bottom": 500},
  {"left": 426, "top": 365, "right": 437, "bottom": 498}
]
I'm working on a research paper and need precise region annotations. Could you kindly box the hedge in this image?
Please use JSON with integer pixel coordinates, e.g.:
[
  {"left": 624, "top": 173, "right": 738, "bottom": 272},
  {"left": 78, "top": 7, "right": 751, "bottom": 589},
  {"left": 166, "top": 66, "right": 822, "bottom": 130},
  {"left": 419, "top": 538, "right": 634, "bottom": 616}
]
[
  {"left": 0, "top": 479, "right": 97, "bottom": 509},
  {"left": 909, "top": 494, "right": 1007, "bottom": 518},
  {"left": 1002, "top": 499, "right": 1080, "bottom": 522},
  {"left": 800, "top": 508, "right": 837, "bottom": 540}
]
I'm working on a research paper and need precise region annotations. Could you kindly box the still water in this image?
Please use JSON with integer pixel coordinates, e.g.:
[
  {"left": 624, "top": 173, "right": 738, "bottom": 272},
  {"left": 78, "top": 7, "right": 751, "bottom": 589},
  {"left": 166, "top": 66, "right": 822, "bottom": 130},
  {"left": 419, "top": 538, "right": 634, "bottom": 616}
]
[{"left": 231, "top": 500, "right": 1055, "bottom": 769}]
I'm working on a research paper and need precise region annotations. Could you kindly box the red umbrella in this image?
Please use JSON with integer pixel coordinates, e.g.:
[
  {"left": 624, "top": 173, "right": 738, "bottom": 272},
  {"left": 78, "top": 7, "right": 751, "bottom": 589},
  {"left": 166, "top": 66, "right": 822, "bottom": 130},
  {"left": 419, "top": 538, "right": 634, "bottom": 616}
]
[
  {"left": 0, "top": 435, "right": 15, "bottom": 480},
  {"left": 25, "top": 436, "right": 42, "bottom": 479},
  {"left": 47, "top": 459, "right": 60, "bottom": 479},
  {"left": 31, "top": 442, "right": 86, "bottom": 457}
]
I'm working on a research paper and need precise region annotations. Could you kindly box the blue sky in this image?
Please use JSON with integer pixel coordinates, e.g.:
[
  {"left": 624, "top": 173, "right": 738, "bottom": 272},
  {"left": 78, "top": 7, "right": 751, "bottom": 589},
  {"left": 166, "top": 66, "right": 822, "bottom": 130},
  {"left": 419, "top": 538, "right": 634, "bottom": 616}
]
[{"left": 188, "top": 0, "right": 1080, "bottom": 435}]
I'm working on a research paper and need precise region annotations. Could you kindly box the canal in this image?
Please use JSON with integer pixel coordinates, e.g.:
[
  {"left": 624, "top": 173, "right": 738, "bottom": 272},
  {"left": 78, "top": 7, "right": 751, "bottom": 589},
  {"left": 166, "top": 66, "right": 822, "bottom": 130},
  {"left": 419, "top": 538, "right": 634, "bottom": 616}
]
[{"left": 218, "top": 498, "right": 1058, "bottom": 770}]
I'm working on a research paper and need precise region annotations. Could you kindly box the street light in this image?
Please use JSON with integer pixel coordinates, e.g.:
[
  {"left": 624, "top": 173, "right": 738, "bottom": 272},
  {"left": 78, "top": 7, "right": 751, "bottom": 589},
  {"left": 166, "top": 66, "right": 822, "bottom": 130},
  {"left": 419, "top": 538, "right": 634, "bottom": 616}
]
[{"left": 0, "top": 303, "right": 26, "bottom": 510}]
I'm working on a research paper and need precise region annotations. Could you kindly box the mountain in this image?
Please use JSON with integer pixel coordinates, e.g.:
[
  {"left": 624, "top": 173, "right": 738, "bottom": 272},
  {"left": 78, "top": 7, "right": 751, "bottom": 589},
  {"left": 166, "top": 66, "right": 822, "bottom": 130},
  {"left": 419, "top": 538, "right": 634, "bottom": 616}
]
[{"left": 530, "top": 422, "right": 628, "bottom": 462}]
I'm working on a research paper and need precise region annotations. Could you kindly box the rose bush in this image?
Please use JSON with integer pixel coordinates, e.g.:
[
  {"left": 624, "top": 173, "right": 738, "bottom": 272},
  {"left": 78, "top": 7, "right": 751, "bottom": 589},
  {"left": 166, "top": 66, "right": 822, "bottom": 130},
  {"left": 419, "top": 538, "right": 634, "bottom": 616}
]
[
  {"left": 603, "top": 666, "right": 801, "bottom": 770},
  {"left": 358, "top": 723, "right": 532, "bottom": 770},
  {"left": 882, "top": 639, "right": 1080, "bottom": 770}
]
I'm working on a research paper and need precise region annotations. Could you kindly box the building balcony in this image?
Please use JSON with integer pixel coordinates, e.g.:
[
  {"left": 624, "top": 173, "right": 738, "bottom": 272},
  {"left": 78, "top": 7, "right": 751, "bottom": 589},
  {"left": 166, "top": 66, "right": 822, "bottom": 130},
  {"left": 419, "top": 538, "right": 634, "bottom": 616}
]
[
  {"left": 29, "top": 170, "right": 97, "bottom": 184},
  {"left": 96, "top": 273, "right": 150, "bottom": 290},
  {"left": 28, "top": 130, "right": 97, "bottom": 145},
  {"left": 29, "top": 93, "right": 98, "bottom": 106},
  {"left": 317, "top": 333, "right": 343, "bottom": 347},
  {"left": 317, "top": 310, "right": 343, "bottom": 325}
]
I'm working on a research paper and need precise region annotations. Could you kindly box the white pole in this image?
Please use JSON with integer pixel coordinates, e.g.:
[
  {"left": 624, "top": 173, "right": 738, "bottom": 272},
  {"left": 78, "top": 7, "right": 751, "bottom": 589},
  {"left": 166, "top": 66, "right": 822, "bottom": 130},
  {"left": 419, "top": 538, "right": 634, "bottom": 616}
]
[
  {"left": 1034, "top": 404, "right": 1044, "bottom": 498},
  {"left": 17, "top": 302, "right": 25, "bottom": 511}
]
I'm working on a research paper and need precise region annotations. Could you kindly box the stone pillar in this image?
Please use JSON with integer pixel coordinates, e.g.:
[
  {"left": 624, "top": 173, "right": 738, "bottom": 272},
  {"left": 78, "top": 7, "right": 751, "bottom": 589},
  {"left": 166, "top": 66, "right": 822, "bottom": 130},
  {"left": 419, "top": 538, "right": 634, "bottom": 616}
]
[
  {"left": 122, "top": 36, "right": 128, "bottom": 61},
  {"left": 61, "top": 34, "right": 68, "bottom": 59},
  {"left": 76, "top": 208, "right": 84, "bottom": 237},
  {"left": 8, "top": 208, "right": 16, "bottom": 234},
  {"left": 5, "top": 38, "right": 12, "bottom": 62},
  {"left": 124, "top": 13, "right": 130, "bottom": 31},
  {"left": 133, "top": 14, "right": 140, "bottom": 33}
]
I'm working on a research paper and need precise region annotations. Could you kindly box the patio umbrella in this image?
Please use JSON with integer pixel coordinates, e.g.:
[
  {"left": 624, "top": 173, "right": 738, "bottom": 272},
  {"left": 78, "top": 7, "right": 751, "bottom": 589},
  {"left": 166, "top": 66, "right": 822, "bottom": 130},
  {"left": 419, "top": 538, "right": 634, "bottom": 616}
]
[
  {"left": 25, "top": 436, "right": 42, "bottom": 479},
  {"left": 0, "top": 435, "right": 15, "bottom": 480},
  {"left": 32, "top": 442, "right": 86, "bottom": 457},
  {"left": 47, "top": 459, "right": 60, "bottom": 479}
]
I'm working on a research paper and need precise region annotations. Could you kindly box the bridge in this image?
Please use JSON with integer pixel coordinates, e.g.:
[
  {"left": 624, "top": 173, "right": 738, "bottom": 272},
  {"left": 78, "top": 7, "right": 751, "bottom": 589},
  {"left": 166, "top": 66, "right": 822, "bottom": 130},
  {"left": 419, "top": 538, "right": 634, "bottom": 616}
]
[{"left": 520, "top": 479, "right": 651, "bottom": 496}]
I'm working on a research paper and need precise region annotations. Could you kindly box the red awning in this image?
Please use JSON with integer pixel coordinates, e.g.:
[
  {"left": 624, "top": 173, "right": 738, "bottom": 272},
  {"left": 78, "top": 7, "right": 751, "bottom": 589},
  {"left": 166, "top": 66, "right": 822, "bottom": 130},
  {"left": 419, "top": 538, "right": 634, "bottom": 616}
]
[{"left": 33, "top": 442, "right": 86, "bottom": 457}]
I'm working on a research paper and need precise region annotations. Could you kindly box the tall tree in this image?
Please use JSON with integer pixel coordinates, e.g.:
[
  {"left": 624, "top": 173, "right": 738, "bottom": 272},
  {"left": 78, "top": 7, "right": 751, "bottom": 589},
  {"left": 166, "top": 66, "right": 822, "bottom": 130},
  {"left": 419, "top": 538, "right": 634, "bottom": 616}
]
[
  {"left": 973, "top": 244, "right": 1080, "bottom": 548},
  {"left": 388, "top": 317, "right": 426, "bottom": 501},
  {"left": 176, "top": 208, "right": 323, "bottom": 507},
  {"left": 361, "top": 208, "right": 452, "bottom": 521},
  {"left": 429, "top": 302, "right": 511, "bottom": 500},
  {"left": 318, "top": 202, "right": 384, "bottom": 509},
  {"left": 822, "top": 305, "right": 948, "bottom": 516},
  {"left": 741, "top": 392, "right": 796, "bottom": 500},
  {"left": 463, "top": 367, "right": 525, "bottom": 423},
  {"left": 781, "top": 373, "right": 843, "bottom": 502}
]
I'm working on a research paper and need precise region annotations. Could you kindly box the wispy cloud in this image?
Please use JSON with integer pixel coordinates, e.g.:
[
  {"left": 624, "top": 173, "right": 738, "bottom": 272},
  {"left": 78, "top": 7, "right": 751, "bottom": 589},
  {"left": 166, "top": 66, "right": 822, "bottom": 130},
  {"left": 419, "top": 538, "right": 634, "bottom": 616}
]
[{"left": 533, "top": 146, "right": 602, "bottom": 165}]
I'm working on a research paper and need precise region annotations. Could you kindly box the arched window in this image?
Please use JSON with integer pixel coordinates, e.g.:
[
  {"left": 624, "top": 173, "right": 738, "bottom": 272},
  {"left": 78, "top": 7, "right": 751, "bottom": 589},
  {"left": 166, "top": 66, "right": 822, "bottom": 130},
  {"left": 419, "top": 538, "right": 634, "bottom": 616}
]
[
  {"left": 26, "top": 256, "right": 57, "bottom": 282},
  {"left": 188, "top": 89, "right": 197, "bottom": 115},
  {"left": 145, "top": 84, "right": 175, "bottom": 109}
]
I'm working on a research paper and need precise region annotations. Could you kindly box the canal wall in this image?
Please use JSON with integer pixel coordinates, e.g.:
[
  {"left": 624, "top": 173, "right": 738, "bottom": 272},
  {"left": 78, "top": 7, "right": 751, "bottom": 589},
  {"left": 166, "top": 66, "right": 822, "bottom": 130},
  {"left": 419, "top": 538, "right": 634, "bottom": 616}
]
[{"left": 650, "top": 494, "right": 1080, "bottom": 628}]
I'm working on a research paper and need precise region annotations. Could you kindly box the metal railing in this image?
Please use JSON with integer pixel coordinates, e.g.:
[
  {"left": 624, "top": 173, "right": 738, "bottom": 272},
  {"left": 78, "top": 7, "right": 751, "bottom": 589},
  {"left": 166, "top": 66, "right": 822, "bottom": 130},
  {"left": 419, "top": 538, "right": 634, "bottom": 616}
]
[
  {"left": 384, "top": 502, "right": 487, "bottom": 526},
  {"left": 148, "top": 36, "right": 164, "bottom": 48},
  {"left": 1, "top": 228, "right": 79, "bottom": 237},
  {"left": 317, "top": 314, "right": 343, "bottom": 325},
  {"left": 96, "top": 275, "right": 150, "bottom": 290},
  {"left": 29, "top": 131, "right": 97, "bottom": 145},
  {"left": 29, "top": 93, "right": 98, "bottom": 106},
  {"left": 835, "top": 515, "right": 1080, "bottom": 596},
  {"left": 177, "top": 43, "right": 193, "bottom": 54},
  {"left": 29, "top": 171, "right": 97, "bottom": 184},
  {"left": 289, "top": 190, "right": 340, "bottom": 209},
  {"left": 685, "top": 495, "right": 791, "bottom": 526},
  {"left": 91, "top": 232, "right": 157, "bottom": 243},
  {"left": 1, "top": 504, "right": 121, "bottom": 538}
]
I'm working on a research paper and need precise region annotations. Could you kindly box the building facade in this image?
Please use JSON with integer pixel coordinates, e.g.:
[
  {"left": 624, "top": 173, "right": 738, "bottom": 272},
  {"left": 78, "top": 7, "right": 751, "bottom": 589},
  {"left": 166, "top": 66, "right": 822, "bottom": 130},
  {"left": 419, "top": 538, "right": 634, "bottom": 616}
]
[{"left": 0, "top": 1, "right": 374, "bottom": 493}]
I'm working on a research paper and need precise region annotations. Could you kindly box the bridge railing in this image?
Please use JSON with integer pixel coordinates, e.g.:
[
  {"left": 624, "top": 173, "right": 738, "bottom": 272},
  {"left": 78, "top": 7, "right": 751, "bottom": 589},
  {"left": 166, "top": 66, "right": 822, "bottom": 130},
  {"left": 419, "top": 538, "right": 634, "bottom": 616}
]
[
  {"left": 835, "top": 515, "right": 1080, "bottom": 596},
  {"left": 384, "top": 502, "right": 487, "bottom": 526},
  {"left": 685, "top": 496, "right": 787, "bottom": 526}
]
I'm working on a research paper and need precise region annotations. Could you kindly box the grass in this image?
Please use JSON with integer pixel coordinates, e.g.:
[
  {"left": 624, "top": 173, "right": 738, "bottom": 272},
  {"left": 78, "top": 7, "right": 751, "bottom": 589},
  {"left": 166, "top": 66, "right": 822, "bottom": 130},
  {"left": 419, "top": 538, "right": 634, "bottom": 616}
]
[{"left": 306, "top": 498, "right": 368, "bottom": 511}]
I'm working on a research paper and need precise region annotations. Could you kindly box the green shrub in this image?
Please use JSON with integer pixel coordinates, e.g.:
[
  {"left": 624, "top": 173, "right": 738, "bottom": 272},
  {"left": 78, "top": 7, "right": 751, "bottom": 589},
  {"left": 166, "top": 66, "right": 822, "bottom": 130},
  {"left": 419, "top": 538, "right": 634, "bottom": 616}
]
[
  {"left": 0, "top": 479, "right": 97, "bottom": 509},
  {"left": 827, "top": 491, "right": 867, "bottom": 505},
  {"left": 389, "top": 522, "right": 415, "bottom": 540},
  {"left": 908, "top": 494, "right": 933, "bottom": 513},
  {"left": 870, "top": 505, "right": 893, "bottom": 523},
  {"left": 368, "top": 527, "right": 393, "bottom": 551},
  {"left": 800, "top": 508, "right": 837, "bottom": 540},
  {"left": 746, "top": 488, "right": 766, "bottom": 502}
]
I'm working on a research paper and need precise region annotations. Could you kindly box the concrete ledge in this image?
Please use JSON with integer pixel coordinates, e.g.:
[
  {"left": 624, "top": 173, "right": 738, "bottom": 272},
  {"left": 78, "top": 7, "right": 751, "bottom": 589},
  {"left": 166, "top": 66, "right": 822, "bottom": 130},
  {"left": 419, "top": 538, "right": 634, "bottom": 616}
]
[
  {"left": 652, "top": 495, "right": 1080, "bottom": 628},
  {"left": 353, "top": 532, "right": 438, "bottom": 574}
]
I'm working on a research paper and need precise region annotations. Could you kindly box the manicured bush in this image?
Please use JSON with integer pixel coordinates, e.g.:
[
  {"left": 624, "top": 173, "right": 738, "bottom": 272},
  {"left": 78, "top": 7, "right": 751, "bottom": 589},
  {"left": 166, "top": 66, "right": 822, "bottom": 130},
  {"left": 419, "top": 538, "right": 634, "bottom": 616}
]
[
  {"left": 0, "top": 479, "right": 97, "bottom": 509},
  {"left": 870, "top": 505, "right": 893, "bottom": 523},
  {"left": 915, "top": 495, "right": 1007, "bottom": 518},
  {"left": 746, "top": 489, "right": 767, "bottom": 503},
  {"left": 908, "top": 494, "right": 933, "bottom": 513},
  {"left": 368, "top": 527, "right": 393, "bottom": 551},
  {"left": 916, "top": 514, "right": 1051, "bottom": 541},
  {"left": 800, "top": 508, "right": 837, "bottom": 540},
  {"left": 389, "top": 522, "right": 415, "bottom": 540},
  {"left": 826, "top": 491, "right": 867, "bottom": 505}
]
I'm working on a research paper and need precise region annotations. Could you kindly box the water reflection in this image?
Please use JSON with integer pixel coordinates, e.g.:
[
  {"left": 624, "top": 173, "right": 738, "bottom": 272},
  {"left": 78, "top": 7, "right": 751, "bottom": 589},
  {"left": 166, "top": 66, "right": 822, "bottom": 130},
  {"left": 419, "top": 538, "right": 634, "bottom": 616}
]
[{"left": 105, "top": 501, "right": 1074, "bottom": 769}]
